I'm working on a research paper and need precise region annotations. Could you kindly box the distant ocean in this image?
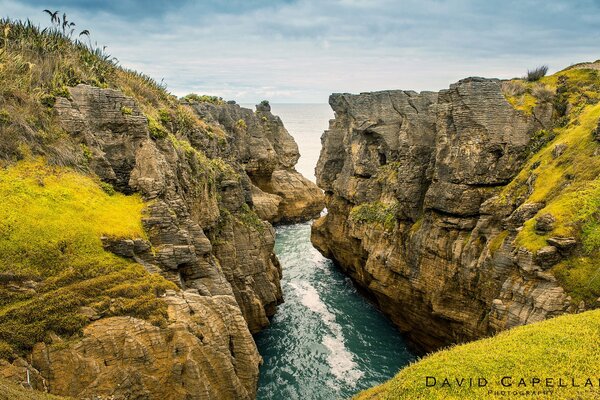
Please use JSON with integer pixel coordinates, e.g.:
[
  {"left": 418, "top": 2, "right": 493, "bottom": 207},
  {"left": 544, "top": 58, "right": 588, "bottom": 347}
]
[{"left": 242, "top": 103, "right": 333, "bottom": 182}]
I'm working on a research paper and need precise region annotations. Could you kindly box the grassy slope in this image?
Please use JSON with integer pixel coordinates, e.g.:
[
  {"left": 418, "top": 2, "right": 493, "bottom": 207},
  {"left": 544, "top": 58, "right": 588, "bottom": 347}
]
[
  {"left": 355, "top": 309, "right": 600, "bottom": 400},
  {"left": 498, "top": 67, "right": 600, "bottom": 304},
  {"left": 0, "top": 160, "right": 175, "bottom": 358}
]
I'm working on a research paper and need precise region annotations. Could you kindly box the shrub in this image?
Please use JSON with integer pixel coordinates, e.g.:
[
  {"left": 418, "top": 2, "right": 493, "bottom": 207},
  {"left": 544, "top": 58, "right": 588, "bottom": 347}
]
[
  {"left": 147, "top": 116, "right": 168, "bottom": 139},
  {"left": 235, "top": 119, "right": 247, "bottom": 130},
  {"left": 531, "top": 83, "right": 555, "bottom": 103},
  {"left": 526, "top": 65, "right": 549, "bottom": 82},
  {"left": 120, "top": 106, "right": 132, "bottom": 115}
]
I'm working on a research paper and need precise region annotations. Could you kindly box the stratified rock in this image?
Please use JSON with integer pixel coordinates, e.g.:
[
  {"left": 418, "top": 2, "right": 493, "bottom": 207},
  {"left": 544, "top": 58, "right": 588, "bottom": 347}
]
[
  {"left": 311, "top": 78, "right": 570, "bottom": 353},
  {"left": 30, "top": 292, "right": 261, "bottom": 400},
  {"left": 191, "top": 101, "right": 324, "bottom": 223},
  {"left": 535, "top": 213, "right": 556, "bottom": 233},
  {"left": 504, "top": 202, "right": 545, "bottom": 230},
  {"left": 535, "top": 246, "right": 561, "bottom": 269},
  {"left": 547, "top": 236, "right": 577, "bottom": 253}
]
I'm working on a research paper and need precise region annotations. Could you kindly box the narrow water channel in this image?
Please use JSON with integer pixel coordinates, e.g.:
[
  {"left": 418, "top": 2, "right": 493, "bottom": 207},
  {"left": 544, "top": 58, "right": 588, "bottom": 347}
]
[{"left": 255, "top": 222, "right": 415, "bottom": 399}]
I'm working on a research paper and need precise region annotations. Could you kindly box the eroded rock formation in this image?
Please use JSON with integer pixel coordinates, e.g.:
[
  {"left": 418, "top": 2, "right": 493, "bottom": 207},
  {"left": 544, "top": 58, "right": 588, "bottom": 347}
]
[
  {"left": 1, "top": 85, "right": 322, "bottom": 399},
  {"left": 190, "top": 100, "right": 324, "bottom": 223},
  {"left": 312, "top": 78, "right": 579, "bottom": 352}
]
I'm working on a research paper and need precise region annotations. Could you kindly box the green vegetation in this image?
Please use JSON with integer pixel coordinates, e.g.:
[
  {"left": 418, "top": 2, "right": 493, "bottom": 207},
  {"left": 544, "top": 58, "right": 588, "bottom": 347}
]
[
  {"left": 0, "top": 159, "right": 174, "bottom": 358},
  {"left": 496, "top": 67, "right": 600, "bottom": 304},
  {"left": 181, "top": 93, "right": 224, "bottom": 105},
  {"left": 147, "top": 115, "right": 168, "bottom": 139},
  {"left": 355, "top": 309, "right": 600, "bottom": 400},
  {"left": 120, "top": 106, "right": 132, "bottom": 115},
  {"left": 236, "top": 118, "right": 247, "bottom": 130},
  {"left": 350, "top": 201, "right": 399, "bottom": 231},
  {"left": 237, "top": 203, "right": 266, "bottom": 233}
]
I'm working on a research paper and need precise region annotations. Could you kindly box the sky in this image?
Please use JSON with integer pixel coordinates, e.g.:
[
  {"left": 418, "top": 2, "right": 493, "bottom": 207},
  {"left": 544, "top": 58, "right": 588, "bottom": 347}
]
[{"left": 2, "top": 0, "right": 600, "bottom": 103}]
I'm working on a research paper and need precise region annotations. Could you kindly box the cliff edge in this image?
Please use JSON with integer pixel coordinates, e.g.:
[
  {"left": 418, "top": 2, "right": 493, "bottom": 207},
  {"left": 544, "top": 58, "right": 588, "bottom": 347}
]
[
  {"left": 312, "top": 65, "right": 600, "bottom": 352},
  {"left": 0, "top": 19, "right": 322, "bottom": 399}
]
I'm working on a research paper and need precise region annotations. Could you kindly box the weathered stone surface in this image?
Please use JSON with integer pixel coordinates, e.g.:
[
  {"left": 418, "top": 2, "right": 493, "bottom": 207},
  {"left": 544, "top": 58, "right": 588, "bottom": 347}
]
[
  {"left": 1, "top": 85, "right": 318, "bottom": 399},
  {"left": 30, "top": 292, "right": 261, "bottom": 400},
  {"left": 535, "top": 213, "right": 556, "bottom": 233},
  {"left": 312, "top": 79, "right": 573, "bottom": 352},
  {"left": 547, "top": 236, "right": 577, "bottom": 253},
  {"left": 535, "top": 246, "right": 560, "bottom": 269},
  {"left": 504, "top": 202, "right": 545, "bottom": 230},
  {"left": 552, "top": 143, "right": 568, "bottom": 158},
  {"left": 191, "top": 101, "right": 324, "bottom": 223}
]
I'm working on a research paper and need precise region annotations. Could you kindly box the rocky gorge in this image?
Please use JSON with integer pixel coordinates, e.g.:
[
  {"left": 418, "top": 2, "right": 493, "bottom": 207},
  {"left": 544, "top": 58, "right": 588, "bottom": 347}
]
[
  {"left": 311, "top": 65, "right": 600, "bottom": 353},
  {"left": 0, "top": 22, "right": 324, "bottom": 397}
]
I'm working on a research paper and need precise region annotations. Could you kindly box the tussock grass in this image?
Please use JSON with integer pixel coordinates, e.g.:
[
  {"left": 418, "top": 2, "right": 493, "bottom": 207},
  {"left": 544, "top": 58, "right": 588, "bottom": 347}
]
[{"left": 355, "top": 309, "right": 600, "bottom": 400}]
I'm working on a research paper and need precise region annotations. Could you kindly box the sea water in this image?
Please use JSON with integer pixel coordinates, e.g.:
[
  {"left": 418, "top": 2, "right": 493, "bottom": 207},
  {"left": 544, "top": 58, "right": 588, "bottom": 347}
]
[{"left": 253, "top": 104, "right": 415, "bottom": 399}]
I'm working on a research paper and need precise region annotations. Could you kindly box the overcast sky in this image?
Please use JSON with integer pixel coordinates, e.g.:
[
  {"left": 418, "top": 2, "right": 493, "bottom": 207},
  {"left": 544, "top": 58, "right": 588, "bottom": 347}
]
[{"left": 2, "top": 0, "right": 600, "bottom": 103}]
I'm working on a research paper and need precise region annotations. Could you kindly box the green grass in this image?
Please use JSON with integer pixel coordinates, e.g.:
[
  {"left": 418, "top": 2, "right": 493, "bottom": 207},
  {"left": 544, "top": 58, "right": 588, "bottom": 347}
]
[
  {"left": 349, "top": 201, "right": 399, "bottom": 231},
  {"left": 0, "top": 159, "right": 175, "bottom": 357},
  {"left": 355, "top": 309, "right": 600, "bottom": 400}
]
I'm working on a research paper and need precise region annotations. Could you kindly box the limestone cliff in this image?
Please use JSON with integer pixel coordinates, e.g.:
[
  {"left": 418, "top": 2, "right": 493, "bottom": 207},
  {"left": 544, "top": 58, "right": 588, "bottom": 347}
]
[
  {"left": 312, "top": 67, "right": 600, "bottom": 352},
  {"left": 189, "top": 100, "right": 324, "bottom": 223},
  {"left": 0, "top": 19, "right": 323, "bottom": 397}
]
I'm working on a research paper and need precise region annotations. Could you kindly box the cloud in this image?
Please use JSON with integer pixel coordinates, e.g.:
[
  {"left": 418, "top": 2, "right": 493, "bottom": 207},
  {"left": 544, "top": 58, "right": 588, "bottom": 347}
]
[{"left": 2, "top": 0, "right": 600, "bottom": 102}]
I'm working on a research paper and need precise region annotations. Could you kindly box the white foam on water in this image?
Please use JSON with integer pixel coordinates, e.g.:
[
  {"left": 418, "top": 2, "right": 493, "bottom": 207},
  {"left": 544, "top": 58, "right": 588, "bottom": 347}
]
[{"left": 290, "top": 281, "right": 364, "bottom": 387}]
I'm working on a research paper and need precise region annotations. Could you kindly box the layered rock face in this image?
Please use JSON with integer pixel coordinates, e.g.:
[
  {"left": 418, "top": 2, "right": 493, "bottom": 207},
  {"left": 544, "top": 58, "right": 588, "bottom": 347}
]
[
  {"left": 191, "top": 100, "right": 324, "bottom": 223},
  {"left": 312, "top": 79, "right": 577, "bottom": 352},
  {"left": 0, "top": 86, "right": 321, "bottom": 399}
]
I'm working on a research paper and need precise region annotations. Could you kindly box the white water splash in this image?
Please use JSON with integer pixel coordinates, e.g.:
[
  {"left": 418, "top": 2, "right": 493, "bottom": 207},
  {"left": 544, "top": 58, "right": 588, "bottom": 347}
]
[{"left": 290, "top": 281, "right": 364, "bottom": 387}]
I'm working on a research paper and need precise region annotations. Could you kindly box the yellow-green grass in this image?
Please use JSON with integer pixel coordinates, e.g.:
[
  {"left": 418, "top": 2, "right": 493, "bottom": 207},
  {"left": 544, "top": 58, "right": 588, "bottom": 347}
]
[
  {"left": 502, "top": 67, "right": 600, "bottom": 115},
  {"left": 355, "top": 309, "right": 600, "bottom": 400},
  {"left": 496, "top": 81, "right": 600, "bottom": 303},
  {"left": 0, "top": 378, "right": 69, "bottom": 400},
  {"left": 0, "top": 159, "right": 175, "bottom": 357}
]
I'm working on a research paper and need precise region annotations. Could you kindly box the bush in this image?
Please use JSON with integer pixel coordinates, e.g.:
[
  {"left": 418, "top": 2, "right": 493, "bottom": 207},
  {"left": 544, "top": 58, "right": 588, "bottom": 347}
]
[
  {"left": 501, "top": 80, "right": 525, "bottom": 97},
  {"left": 181, "top": 93, "right": 224, "bottom": 105},
  {"left": 235, "top": 119, "right": 247, "bottom": 130},
  {"left": 531, "top": 83, "right": 555, "bottom": 103},
  {"left": 526, "top": 65, "right": 549, "bottom": 82}
]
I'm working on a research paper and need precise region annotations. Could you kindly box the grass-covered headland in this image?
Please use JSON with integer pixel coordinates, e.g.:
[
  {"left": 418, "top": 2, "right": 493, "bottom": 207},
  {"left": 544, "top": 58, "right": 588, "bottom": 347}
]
[{"left": 356, "top": 309, "right": 600, "bottom": 399}]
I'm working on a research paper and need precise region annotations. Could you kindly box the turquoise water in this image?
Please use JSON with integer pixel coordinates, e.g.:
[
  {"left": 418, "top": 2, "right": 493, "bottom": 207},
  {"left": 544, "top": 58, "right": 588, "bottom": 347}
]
[
  {"left": 253, "top": 104, "right": 414, "bottom": 399},
  {"left": 254, "top": 223, "right": 414, "bottom": 399}
]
